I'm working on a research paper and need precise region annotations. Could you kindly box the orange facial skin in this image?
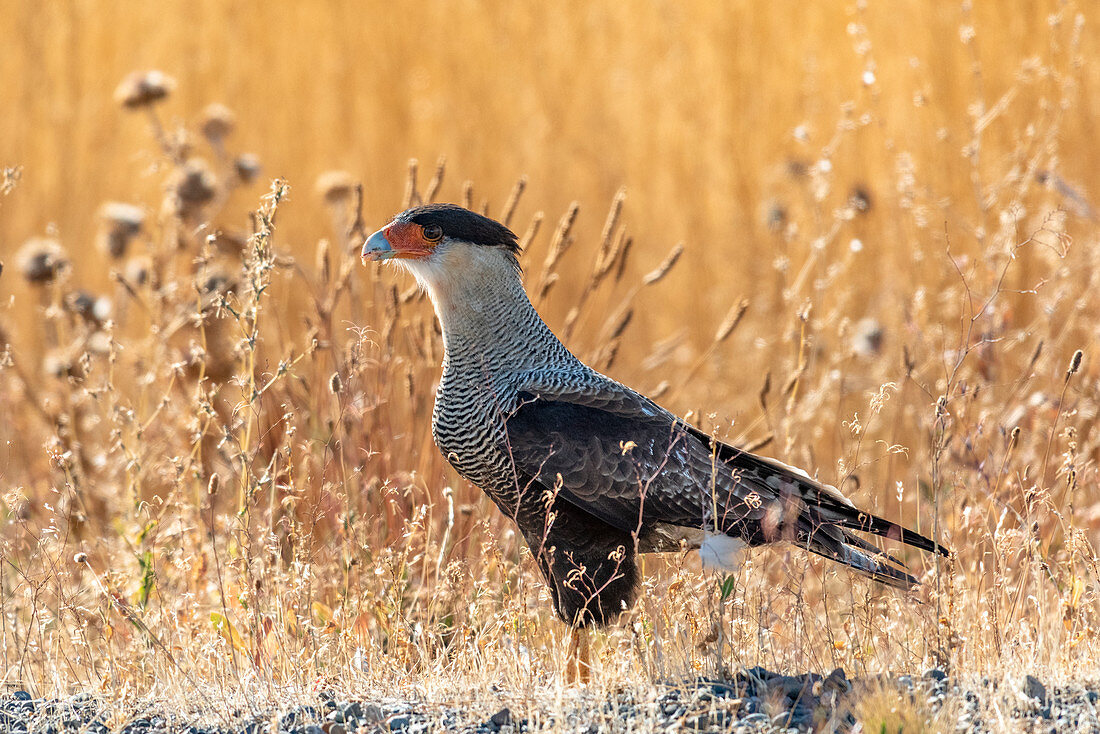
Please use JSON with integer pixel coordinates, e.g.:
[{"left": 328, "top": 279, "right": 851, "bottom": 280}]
[{"left": 376, "top": 222, "right": 435, "bottom": 260}]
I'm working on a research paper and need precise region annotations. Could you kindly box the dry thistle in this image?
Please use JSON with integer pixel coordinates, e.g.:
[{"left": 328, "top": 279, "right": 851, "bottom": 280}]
[
  {"left": 73, "top": 552, "right": 87, "bottom": 565},
  {"left": 200, "top": 103, "right": 235, "bottom": 144},
  {"left": 15, "top": 237, "right": 69, "bottom": 284},
  {"left": 97, "top": 202, "right": 145, "bottom": 259},
  {"left": 329, "top": 371, "right": 343, "bottom": 394},
  {"left": 852, "top": 317, "right": 884, "bottom": 358},
  {"left": 64, "top": 290, "right": 111, "bottom": 325},
  {"left": 114, "top": 70, "right": 175, "bottom": 109},
  {"left": 315, "top": 170, "right": 357, "bottom": 204},
  {"left": 234, "top": 154, "right": 262, "bottom": 184},
  {"left": 207, "top": 474, "right": 220, "bottom": 497},
  {"left": 170, "top": 159, "right": 217, "bottom": 216},
  {"left": 124, "top": 256, "right": 152, "bottom": 287}
]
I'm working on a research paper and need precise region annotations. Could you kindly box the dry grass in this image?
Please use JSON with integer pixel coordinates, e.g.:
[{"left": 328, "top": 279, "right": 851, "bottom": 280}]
[{"left": 1, "top": 1, "right": 1099, "bottom": 729}]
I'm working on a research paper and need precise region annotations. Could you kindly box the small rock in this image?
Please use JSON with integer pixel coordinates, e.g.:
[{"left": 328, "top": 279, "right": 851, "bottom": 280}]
[
  {"left": 362, "top": 704, "right": 385, "bottom": 724},
  {"left": 304, "top": 726, "right": 325, "bottom": 734},
  {"left": 322, "top": 724, "right": 345, "bottom": 734},
  {"left": 923, "top": 668, "right": 948, "bottom": 683},
  {"left": 13, "top": 692, "right": 32, "bottom": 702},
  {"left": 388, "top": 716, "right": 410, "bottom": 732},
  {"left": 1024, "top": 675, "right": 1049, "bottom": 705},
  {"left": 1087, "top": 690, "right": 1099, "bottom": 705},
  {"left": 489, "top": 708, "right": 511, "bottom": 728},
  {"left": 339, "top": 702, "right": 363, "bottom": 724}
]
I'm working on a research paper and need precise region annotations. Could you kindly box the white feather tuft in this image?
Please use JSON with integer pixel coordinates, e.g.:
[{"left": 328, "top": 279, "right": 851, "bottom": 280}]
[{"left": 699, "top": 533, "right": 746, "bottom": 572}]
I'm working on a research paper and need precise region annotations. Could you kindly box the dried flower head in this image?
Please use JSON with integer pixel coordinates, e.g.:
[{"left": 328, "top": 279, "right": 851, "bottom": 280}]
[
  {"left": 315, "top": 170, "right": 357, "bottom": 204},
  {"left": 170, "top": 159, "right": 217, "bottom": 217},
  {"left": 65, "top": 290, "right": 111, "bottom": 325},
  {"left": 853, "top": 317, "right": 884, "bottom": 357},
  {"left": 98, "top": 202, "right": 145, "bottom": 259},
  {"left": 73, "top": 552, "right": 88, "bottom": 565},
  {"left": 16, "top": 237, "right": 69, "bottom": 284},
  {"left": 114, "top": 70, "right": 175, "bottom": 109},
  {"left": 234, "top": 154, "right": 262, "bottom": 184},
  {"left": 125, "top": 256, "right": 153, "bottom": 287},
  {"left": 43, "top": 345, "right": 85, "bottom": 381},
  {"left": 200, "top": 103, "right": 235, "bottom": 143}
]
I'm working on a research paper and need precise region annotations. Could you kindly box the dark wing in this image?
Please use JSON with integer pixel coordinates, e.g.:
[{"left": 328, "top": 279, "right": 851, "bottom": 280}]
[
  {"left": 503, "top": 378, "right": 763, "bottom": 538},
  {"left": 504, "top": 375, "right": 948, "bottom": 588}
]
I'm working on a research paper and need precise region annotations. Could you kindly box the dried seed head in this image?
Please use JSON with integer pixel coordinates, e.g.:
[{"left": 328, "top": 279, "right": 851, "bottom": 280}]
[
  {"left": 170, "top": 159, "right": 217, "bottom": 216},
  {"left": 1068, "top": 349, "right": 1083, "bottom": 376},
  {"left": 73, "top": 552, "right": 88, "bottom": 564},
  {"left": 200, "top": 269, "right": 237, "bottom": 298},
  {"left": 98, "top": 202, "right": 144, "bottom": 258},
  {"left": 125, "top": 256, "right": 152, "bottom": 287},
  {"left": 234, "top": 154, "right": 262, "bottom": 184},
  {"left": 852, "top": 317, "right": 884, "bottom": 357},
  {"left": 848, "top": 185, "right": 873, "bottom": 213},
  {"left": 200, "top": 103, "right": 235, "bottom": 143},
  {"left": 329, "top": 371, "right": 343, "bottom": 394},
  {"left": 16, "top": 237, "right": 69, "bottom": 284},
  {"left": 64, "top": 290, "right": 101, "bottom": 323},
  {"left": 114, "top": 70, "right": 175, "bottom": 109},
  {"left": 643, "top": 243, "right": 684, "bottom": 285},
  {"left": 43, "top": 345, "right": 85, "bottom": 381},
  {"left": 763, "top": 200, "right": 788, "bottom": 232},
  {"left": 315, "top": 171, "right": 357, "bottom": 204},
  {"left": 207, "top": 473, "right": 220, "bottom": 496}
]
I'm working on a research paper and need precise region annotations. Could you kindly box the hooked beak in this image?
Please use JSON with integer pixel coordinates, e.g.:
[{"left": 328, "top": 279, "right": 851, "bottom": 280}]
[{"left": 362, "top": 228, "right": 396, "bottom": 262}]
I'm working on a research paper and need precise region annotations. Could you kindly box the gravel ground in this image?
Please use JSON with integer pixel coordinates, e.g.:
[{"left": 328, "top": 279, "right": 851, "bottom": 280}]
[{"left": 4, "top": 668, "right": 1098, "bottom": 733}]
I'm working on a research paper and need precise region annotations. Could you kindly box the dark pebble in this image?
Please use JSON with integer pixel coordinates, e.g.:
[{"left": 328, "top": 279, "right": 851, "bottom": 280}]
[
  {"left": 489, "top": 708, "right": 511, "bottom": 728},
  {"left": 1024, "top": 674, "right": 1049, "bottom": 705},
  {"left": 339, "top": 702, "right": 363, "bottom": 723},
  {"left": 362, "top": 703, "right": 385, "bottom": 724},
  {"left": 1088, "top": 690, "right": 1099, "bottom": 705},
  {"left": 303, "top": 725, "right": 324, "bottom": 734},
  {"left": 923, "top": 668, "right": 947, "bottom": 682},
  {"left": 388, "top": 716, "right": 410, "bottom": 732},
  {"left": 13, "top": 692, "right": 33, "bottom": 702}
]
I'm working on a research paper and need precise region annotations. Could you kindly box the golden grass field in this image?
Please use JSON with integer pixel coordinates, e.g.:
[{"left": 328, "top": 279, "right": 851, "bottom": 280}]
[{"left": 2, "top": 0, "right": 1100, "bottom": 729}]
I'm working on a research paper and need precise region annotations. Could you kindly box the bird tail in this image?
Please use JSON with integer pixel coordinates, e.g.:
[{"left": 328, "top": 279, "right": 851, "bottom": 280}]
[
  {"left": 803, "top": 524, "right": 922, "bottom": 590},
  {"left": 687, "top": 424, "right": 949, "bottom": 589}
]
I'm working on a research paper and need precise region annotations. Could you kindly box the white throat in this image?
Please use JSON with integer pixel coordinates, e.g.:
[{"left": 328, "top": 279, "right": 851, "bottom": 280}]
[{"left": 397, "top": 243, "right": 530, "bottom": 339}]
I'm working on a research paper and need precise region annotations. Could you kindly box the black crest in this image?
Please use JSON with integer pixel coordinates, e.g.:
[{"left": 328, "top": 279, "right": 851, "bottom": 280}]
[{"left": 398, "top": 204, "right": 520, "bottom": 255}]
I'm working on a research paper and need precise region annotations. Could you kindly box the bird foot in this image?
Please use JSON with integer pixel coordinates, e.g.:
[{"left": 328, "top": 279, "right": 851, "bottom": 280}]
[{"left": 566, "top": 627, "right": 591, "bottom": 685}]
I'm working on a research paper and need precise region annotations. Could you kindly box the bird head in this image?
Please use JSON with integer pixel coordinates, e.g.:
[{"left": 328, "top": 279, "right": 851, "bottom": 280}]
[{"left": 362, "top": 204, "right": 520, "bottom": 281}]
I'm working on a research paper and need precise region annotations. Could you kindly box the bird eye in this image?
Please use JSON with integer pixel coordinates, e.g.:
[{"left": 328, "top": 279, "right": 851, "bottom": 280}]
[{"left": 423, "top": 224, "right": 443, "bottom": 242}]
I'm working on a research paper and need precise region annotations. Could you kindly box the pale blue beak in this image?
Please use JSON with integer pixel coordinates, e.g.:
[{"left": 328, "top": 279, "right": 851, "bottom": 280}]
[{"left": 362, "top": 228, "right": 395, "bottom": 261}]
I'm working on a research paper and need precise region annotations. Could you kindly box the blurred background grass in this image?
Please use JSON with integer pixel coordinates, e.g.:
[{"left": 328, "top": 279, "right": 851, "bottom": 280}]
[{"left": 4, "top": 0, "right": 1095, "bottom": 328}]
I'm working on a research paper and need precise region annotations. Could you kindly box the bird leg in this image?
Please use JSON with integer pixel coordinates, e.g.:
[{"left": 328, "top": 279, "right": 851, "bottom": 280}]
[{"left": 566, "top": 627, "right": 591, "bottom": 685}]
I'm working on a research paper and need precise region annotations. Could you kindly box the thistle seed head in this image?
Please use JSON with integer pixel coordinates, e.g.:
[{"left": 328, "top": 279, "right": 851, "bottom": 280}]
[
  {"left": 98, "top": 202, "right": 145, "bottom": 259},
  {"left": 16, "top": 237, "right": 69, "bottom": 285},
  {"left": 115, "top": 70, "right": 175, "bottom": 109},
  {"left": 315, "top": 170, "right": 356, "bottom": 204},
  {"left": 200, "top": 103, "right": 235, "bottom": 143},
  {"left": 234, "top": 154, "right": 262, "bottom": 184},
  {"left": 170, "top": 159, "right": 217, "bottom": 217}
]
